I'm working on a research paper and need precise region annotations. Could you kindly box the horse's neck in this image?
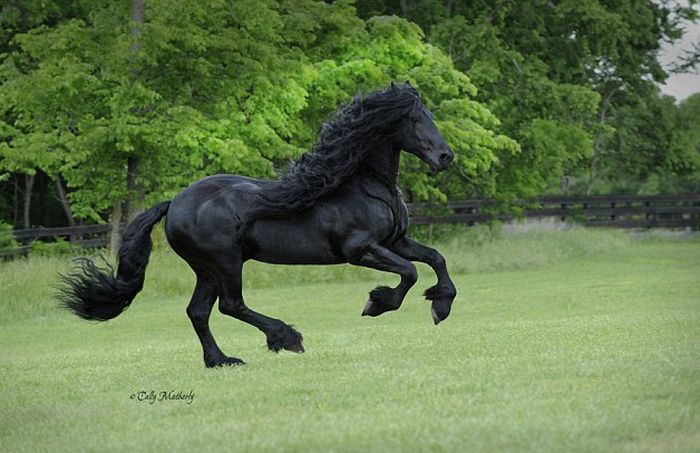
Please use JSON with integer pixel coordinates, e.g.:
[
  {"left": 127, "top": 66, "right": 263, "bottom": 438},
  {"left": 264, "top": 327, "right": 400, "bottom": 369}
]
[{"left": 360, "top": 144, "right": 400, "bottom": 191}]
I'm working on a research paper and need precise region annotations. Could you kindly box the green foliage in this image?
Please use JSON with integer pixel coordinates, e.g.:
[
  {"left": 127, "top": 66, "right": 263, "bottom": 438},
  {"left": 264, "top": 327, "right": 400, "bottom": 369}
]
[
  {"left": 360, "top": 0, "right": 699, "bottom": 196},
  {"left": 28, "top": 237, "right": 78, "bottom": 257},
  {"left": 300, "top": 14, "right": 519, "bottom": 201},
  {"left": 0, "top": 0, "right": 517, "bottom": 221},
  {"left": 428, "top": 12, "right": 603, "bottom": 198},
  {"left": 0, "top": 220, "right": 19, "bottom": 250},
  {"left": 582, "top": 91, "right": 700, "bottom": 195},
  {"left": 674, "top": 93, "right": 700, "bottom": 189},
  {"left": 0, "top": 0, "right": 698, "bottom": 227}
]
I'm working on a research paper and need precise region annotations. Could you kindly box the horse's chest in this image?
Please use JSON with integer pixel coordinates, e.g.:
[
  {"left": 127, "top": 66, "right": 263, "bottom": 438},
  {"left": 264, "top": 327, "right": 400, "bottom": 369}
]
[
  {"left": 385, "top": 194, "right": 409, "bottom": 243},
  {"left": 364, "top": 188, "right": 408, "bottom": 244}
]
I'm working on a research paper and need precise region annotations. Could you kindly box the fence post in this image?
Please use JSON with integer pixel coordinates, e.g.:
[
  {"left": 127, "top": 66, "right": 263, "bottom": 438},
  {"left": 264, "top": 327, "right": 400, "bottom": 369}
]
[
  {"left": 645, "top": 200, "right": 652, "bottom": 222},
  {"left": 610, "top": 202, "right": 616, "bottom": 221},
  {"left": 560, "top": 202, "right": 567, "bottom": 222}
]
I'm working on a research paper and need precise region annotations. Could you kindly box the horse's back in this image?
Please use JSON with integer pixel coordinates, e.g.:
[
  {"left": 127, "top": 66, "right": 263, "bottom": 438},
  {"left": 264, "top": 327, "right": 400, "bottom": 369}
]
[{"left": 165, "top": 174, "right": 266, "bottom": 257}]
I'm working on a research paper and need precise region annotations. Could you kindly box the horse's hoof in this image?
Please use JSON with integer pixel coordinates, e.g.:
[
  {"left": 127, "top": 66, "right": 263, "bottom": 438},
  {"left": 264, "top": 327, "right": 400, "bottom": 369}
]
[
  {"left": 362, "top": 299, "right": 389, "bottom": 317},
  {"left": 268, "top": 325, "right": 305, "bottom": 353},
  {"left": 362, "top": 286, "right": 398, "bottom": 317},
  {"left": 362, "top": 298, "right": 378, "bottom": 316},
  {"left": 284, "top": 341, "right": 305, "bottom": 354},
  {"left": 424, "top": 284, "right": 455, "bottom": 324},
  {"left": 430, "top": 298, "right": 452, "bottom": 325},
  {"left": 206, "top": 356, "right": 246, "bottom": 368}
]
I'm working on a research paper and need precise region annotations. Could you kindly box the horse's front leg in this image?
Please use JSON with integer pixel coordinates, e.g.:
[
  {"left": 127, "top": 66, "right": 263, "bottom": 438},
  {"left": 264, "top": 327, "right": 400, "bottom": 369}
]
[
  {"left": 347, "top": 243, "right": 418, "bottom": 317},
  {"left": 390, "top": 236, "right": 457, "bottom": 324}
]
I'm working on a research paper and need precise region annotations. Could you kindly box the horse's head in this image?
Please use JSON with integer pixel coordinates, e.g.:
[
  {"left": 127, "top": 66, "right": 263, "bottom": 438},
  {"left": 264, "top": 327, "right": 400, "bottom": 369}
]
[{"left": 394, "top": 84, "right": 454, "bottom": 172}]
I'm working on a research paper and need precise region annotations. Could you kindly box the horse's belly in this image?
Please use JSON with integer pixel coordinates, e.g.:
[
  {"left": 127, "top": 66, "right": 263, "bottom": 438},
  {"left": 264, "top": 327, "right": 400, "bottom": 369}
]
[
  {"left": 250, "top": 244, "right": 344, "bottom": 265},
  {"left": 244, "top": 221, "right": 345, "bottom": 265}
]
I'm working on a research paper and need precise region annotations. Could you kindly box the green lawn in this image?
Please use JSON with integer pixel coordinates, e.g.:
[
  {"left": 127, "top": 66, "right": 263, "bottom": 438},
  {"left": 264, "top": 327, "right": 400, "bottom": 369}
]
[{"left": 1, "top": 226, "right": 699, "bottom": 452}]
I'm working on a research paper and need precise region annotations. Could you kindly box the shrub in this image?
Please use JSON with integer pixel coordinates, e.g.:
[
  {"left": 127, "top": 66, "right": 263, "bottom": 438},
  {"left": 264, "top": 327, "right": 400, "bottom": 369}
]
[
  {"left": 0, "top": 221, "right": 20, "bottom": 252},
  {"left": 29, "top": 237, "right": 78, "bottom": 257}
]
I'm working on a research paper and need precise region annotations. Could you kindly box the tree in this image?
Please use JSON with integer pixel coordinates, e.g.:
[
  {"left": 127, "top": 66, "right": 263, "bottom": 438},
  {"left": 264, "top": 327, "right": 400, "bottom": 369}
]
[
  {"left": 299, "top": 12, "right": 518, "bottom": 201},
  {"left": 0, "top": 0, "right": 516, "bottom": 230},
  {"left": 599, "top": 91, "right": 700, "bottom": 193},
  {"left": 0, "top": 0, "right": 92, "bottom": 227},
  {"left": 677, "top": 93, "right": 700, "bottom": 192},
  {"left": 356, "top": 0, "right": 700, "bottom": 196}
]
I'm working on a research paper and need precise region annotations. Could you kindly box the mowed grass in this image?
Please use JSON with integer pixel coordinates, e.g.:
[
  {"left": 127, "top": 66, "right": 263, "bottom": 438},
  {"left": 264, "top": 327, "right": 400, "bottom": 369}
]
[{"left": 0, "top": 224, "right": 698, "bottom": 452}]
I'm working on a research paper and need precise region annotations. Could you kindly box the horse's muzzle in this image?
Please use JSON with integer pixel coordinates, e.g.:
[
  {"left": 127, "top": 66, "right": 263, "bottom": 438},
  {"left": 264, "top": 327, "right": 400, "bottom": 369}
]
[{"left": 429, "top": 150, "right": 453, "bottom": 172}]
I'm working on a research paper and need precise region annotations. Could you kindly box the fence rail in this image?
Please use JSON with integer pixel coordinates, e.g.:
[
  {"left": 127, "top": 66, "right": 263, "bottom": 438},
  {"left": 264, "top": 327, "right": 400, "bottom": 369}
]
[
  {"left": 1, "top": 224, "right": 118, "bottom": 258},
  {"left": 409, "top": 194, "right": 700, "bottom": 228},
  {"left": 2, "top": 194, "right": 699, "bottom": 258}
]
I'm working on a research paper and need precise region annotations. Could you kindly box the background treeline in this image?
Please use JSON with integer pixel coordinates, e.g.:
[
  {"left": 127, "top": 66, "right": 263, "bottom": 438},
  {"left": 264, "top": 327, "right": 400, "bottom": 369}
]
[{"left": 1, "top": 0, "right": 699, "bottom": 231}]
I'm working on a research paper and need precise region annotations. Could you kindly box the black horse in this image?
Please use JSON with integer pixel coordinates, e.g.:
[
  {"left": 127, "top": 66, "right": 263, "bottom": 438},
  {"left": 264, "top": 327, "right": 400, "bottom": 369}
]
[{"left": 59, "top": 83, "right": 457, "bottom": 367}]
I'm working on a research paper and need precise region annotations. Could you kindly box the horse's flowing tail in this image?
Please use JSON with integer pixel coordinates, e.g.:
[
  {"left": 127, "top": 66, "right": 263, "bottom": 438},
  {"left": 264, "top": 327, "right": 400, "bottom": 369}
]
[{"left": 58, "top": 201, "right": 171, "bottom": 321}]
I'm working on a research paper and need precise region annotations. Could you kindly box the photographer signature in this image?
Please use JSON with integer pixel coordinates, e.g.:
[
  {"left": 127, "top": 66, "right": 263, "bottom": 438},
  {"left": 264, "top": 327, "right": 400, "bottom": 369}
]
[{"left": 130, "top": 390, "right": 194, "bottom": 405}]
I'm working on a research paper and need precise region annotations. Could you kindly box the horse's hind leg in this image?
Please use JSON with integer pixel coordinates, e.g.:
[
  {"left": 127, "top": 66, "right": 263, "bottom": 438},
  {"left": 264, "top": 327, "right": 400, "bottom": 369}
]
[
  {"left": 187, "top": 275, "right": 245, "bottom": 367},
  {"left": 215, "top": 254, "right": 304, "bottom": 354}
]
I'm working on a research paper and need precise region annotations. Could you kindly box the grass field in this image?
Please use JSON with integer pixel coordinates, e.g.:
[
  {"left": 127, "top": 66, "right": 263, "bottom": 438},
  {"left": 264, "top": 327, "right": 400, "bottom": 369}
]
[{"left": 1, "top": 223, "right": 699, "bottom": 452}]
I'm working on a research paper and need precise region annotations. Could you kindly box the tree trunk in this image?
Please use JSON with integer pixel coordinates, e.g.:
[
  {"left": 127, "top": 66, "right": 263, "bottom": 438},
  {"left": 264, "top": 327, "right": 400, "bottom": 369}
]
[
  {"left": 126, "top": 155, "right": 145, "bottom": 222},
  {"left": 585, "top": 156, "right": 598, "bottom": 196},
  {"left": 125, "top": 0, "right": 146, "bottom": 222},
  {"left": 13, "top": 174, "right": 19, "bottom": 226},
  {"left": 130, "top": 0, "right": 145, "bottom": 49},
  {"left": 586, "top": 87, "right": 617, "bottom": 195},
  {"left": 399, "top": 0, "right": 409, "bottom": 17},
  {"left": 110, "top": 202, "right": 123, "bottom": 254},
  {"left": 55, "top": 175, "right": 77, "bottom": 227},
  {"left": 114, "top": 0, "right": 143, "bottom": 258},
  {"left": 23, "top": 174, "right": 35, "bottom": 229},
  {"left": 444, "top": 0, "right": 455, "bottom": 16}
]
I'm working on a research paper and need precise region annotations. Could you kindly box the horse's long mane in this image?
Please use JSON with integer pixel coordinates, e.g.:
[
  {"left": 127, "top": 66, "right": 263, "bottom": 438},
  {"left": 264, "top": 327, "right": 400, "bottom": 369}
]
[{"left": 246, "top": 84, "right": 421, "bottom": 223}]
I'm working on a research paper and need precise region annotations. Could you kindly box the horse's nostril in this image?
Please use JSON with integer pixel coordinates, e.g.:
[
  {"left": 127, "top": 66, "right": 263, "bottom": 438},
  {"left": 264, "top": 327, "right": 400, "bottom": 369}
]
[{"left": 439, "top": 153, "right": 453, "bottom": 164}]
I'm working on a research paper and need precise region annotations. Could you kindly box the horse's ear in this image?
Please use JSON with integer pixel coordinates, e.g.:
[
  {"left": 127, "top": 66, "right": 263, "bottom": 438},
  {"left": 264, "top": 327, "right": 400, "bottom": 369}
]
[
  {"left": 405, "top": 79, "right": 412, "bottom": 86},
  {"left": 390, "top": 81, "right": 397, "bottom": 90}
]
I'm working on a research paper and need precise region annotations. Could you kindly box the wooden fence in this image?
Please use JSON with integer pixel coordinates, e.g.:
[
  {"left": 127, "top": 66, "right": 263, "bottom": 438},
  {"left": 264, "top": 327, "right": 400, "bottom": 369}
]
[
  {"left": 2, "top": 194, "right": 699, "bottom": 257},
  {"left": 2, "top": 224, "right": 115, "bottom": 258},
  {"left": 409, "top": 194, "right": 700, "bottom": 229}
]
